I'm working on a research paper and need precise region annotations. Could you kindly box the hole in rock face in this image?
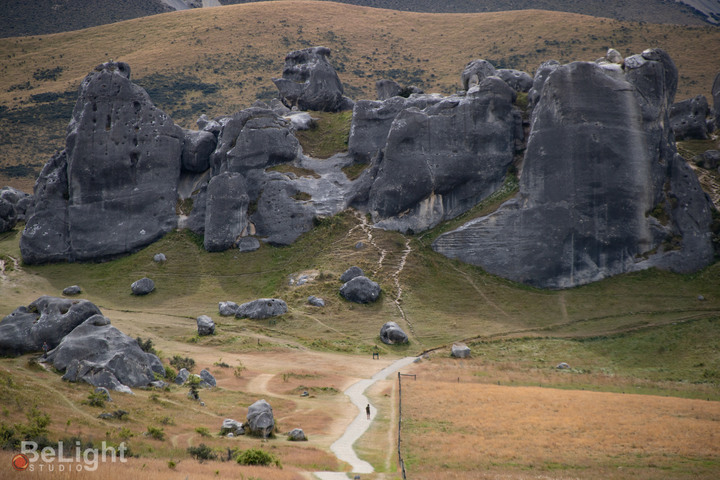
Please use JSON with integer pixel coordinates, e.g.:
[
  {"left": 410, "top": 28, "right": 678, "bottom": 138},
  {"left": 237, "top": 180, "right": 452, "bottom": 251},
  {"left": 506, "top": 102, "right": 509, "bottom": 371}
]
[
  {"left": 105, "top": 115, "right": 112, "bottom": 131},
  {"left": 130, "top": 152, "right": 139, "bottom": 166}
]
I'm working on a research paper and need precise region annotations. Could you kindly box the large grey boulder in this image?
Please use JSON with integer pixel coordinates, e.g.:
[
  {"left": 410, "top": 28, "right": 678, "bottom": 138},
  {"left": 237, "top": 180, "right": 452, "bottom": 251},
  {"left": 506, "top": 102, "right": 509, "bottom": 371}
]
[
  {"left": 496, "top": 69, "right": 533, "bottom": 92},
  {"left": 0, "top": 296, "right": 102, "bottom": 356},
  {"left": 46, "top": 314, "right": 165, "bottom": 392},
  {"left": 196, "top": 315, "right": 215, "bottom": 336},
  {"left": 220, "top": 418, "right": 244, "bottom": 436},
  {"left": 20, "top": 61, "right": 183, "bottom": 264},
  {"left": 528, "top": 60, "right": 560, "bottom": 109},
  {"left": 0, "top": 196, "right": 17, "bottom": 233},
  {"left": 181, "top": 128, "right": 216, "bottom": 173},
  {"left": 218, "top": 301, "right": 239, "bottom": 316},
  {"left": 380, "top": 321, "right": 408, "bottom": 345},
  {"left": 246, "top": 399, "right": 275, "bottom": 437},
  {"left": 670, "top": 95, "right": 710, "bottom": 140},
  {"left": 250, "top": 174, "right": 316, "bottom": 245},
  {"left": 131, "top": 277, "right": 155, "bottom": 295},
  {"left": 203, "top": 172, "right": 250, "bottom": 252},
  {"left": 340, "top": 276, "right": 381, "bottom": 304},
  {"left": 210, "top": 107, "right": 299, "bottom": 174},
  {"left": 0, "top": 187, "right": 33, "bottom": 222},
  {"left": 174, "top": 367, "right": 190, "bottom": 385},
  {"left": 461, "top": 59, "right": 496, "bottom": 91},
  {"left": 433, "top": 49, "right": 714, "bottom": 289},
  {"left": 287, "top": 428, "right": 307, "bottom": 441},
  {"left": 272, "top": 46, "right": 354, "bottom": 112},
  {"left": 376, "top": 79, "right": 402, "bottom": 100},
  {"left": 340, "top": 266, "right": 364, "bottom": 283},
  {"left": 451, "top": 343, "right": 471, "bottom": 358},
  {"left": 199, "top": 369, "right": 216, "bottom": 387},
  {"left": 369, "top": 77, "right": 518, "bottom": 233},
  {"left": 236, "top": 298, "right": 288, "bottom": 319}
]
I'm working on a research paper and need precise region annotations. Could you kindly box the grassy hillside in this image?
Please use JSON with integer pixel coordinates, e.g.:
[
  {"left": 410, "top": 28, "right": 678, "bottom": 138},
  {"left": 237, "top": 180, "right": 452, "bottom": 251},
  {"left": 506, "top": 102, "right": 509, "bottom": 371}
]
[{"left": 1, "top": 1, "right": 720, "bottom": 189}]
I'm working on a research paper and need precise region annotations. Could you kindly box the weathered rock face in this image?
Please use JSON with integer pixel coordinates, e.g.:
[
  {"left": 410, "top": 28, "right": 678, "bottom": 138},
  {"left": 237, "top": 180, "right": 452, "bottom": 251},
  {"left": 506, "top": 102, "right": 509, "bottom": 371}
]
[
  {"left": 0, "top": 296, "right": 102, "bottom": 356},
  {"left": 712, "top": 72, "right": 720, "bottom": 130},
  {"left": 496, "top": 69, "right": 533, "bottom": 92},
  {"left": 340, "top": 266, "right": 364, "bottom": 283},
  {"left": 380, "top": 321, "right": 408, "bottom": 345},
  {"left": 220, "top": 418, "right": 244, "bottom": 436},
  {"left": 204, "top": 172, "right": 250, "bottom": 252},
  {"left": 181, "top": 129, "right": 216, "bottom": 173},
  {"left": 451, "top": 343, "right": 471, "bottom": 358},
  {"left": 670, "top": 95, "right": 710, "bottom": 140},
  {"left": 272, "top": 46, "right": 353, "bottom": 112},
  {"left": 196, "top": 315, "right": 215, "bottom": 336},
  {"left": 246, "top": 399, "right": 275, "bottom": 437},
  {"left": 218, "top": 301, "right": 239, "bottom": 316},
  {"left": 340, "top": 276, "right": 381, "bottom": 303},
  {"left": 369, "top": 78, "right": 519, "bottom": 233},
  {"left": 131, "top": 277, "right": 155, "bottom": 295},
  {"left": 461, "top": 59, "right": 496, "bottom": 91},
  {"left": 0, "top": 187, "right": 32, "bottom": 229},
  {"left": 46, "top": 314, "right": 165, "bottom": 392},
  {"left": 21, "top": 62, "right": 183, "bottom": 264},
  {"left": 347, "top": 95, "right": 444, "bottom": 164},
  {"left": 433, "top": 50, "right": 715, "bottom": 289},
  {"left": 211, "top": 107, "right": 299, "bottom": 175},
  {"left": 287, "top": 428, "right": 307, "bottom": 441},
  {"left": 236, "top": 298, "right": 288, "bottom": 319},
  {"left": 376, "top": 79, "right": 402, "bottom": 100},
  {"left": 528, "top": 60, "right": 560, "bottom": 109}
]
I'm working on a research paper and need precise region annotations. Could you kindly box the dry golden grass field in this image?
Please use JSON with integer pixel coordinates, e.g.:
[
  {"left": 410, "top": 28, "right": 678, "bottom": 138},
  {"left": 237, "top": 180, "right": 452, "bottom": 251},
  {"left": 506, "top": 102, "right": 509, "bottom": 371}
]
[{"left": 2, "top": 1, "right": 720, "bottom": 187}]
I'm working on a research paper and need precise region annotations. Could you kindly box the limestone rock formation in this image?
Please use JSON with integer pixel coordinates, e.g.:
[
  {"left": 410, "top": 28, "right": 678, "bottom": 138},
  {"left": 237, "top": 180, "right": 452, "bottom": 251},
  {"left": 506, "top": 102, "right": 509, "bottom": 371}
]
[
  {"left": 218, "top": 301, "right": 239, "bottom": 316},
  {"left": 174, "top": 368, "right": 190, "bottom": 385},
  {"left": 20, "top": 61, "right": 183, "bottom": 264},
  {"left": 0, "top": 187, "right": 32, "bottom": 230},
  {"left": 375, "top": 79, "right": 423, "bottom": 100},
  {"left": 131, "top": 277, "right": 155, "bottom": 295},
  {"left": 380, "top": 321, "right": 409, "bottom": 345},
  {"left": 433, "top": 49, "right": 714, "bottom": 289},
  {"left": 713, "top": 72, "right": 720, "bottom": 130},
  {"left": 203, "top": 172, "right": 250, "bottom": 252},
  {"left": 47, "top": 314, "right": 165, "bottom": 392},
  {"left": 348, "top": 95, "right": 444, "bottom": 164},
  {"left": 461, "top": 59, "right": 496, "bottom": 90},
  {"left": 0, "top": 196, "right": 17, "bottom": 233},
  {"left": 670, "top": 95, "right": 711, "bottom": 140},
  {"left": 340, "top": 266, "right": 364, "bottom": 283},
  {"left": 307, "top": 295, "right": 325, "bottom": 307},
  {"left": 451, "top": 343, "right": 471, "bottom": 358},
  {"left": 496, "top": 68, "right": 533, "bottom": 92},
  {"left": 199, "top": 369, "right": 216, "bottom": 387},
  {"left": 287, "top": 428, "right": 307, "bottom": 441},
  {"left": 236, "top": 298, "right": 288, "bottom": 319},
  {"left": 0, "top": 296, "right": 102, "bottom": 356},
  {"left": 246, "top": 399, "right": 275, "bottom": 437},
  {"left": 181, "top": 128, "right": 216, "bottom": 173},
  {"left": 369, "top": 77, "right": 519, "bottom": 233},
  {"left": 340, "top": 276, "right": 381, "bottom": 303},
  {"left": 272, "top": 46, "right": 353, "bottom": 112},
  {"left": 62, "top": 285, "right": 82, "bottom": 296},
  {"left": 528, "top": 60, "right": 560, "bottom": 109},
  {"left": 196, "top": 315, "right": 215, "bottom": 336},
  {"left": 220, "top": 418, "right": 245, "bottom": 436}
]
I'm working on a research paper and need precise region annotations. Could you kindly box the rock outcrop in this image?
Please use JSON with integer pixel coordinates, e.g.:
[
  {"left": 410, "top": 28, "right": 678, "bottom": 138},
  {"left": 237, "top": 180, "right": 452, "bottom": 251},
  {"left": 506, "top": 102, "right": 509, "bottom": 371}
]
[
  {"left": 246, "top": 399, "right": 275, "bottom": 437},
  {"left": 340, "top": 266, "right": 364, "bottom": 283},
  {"left": 0, "top": 187, "right": 32, "bottom": 231},
  {"left": 131, "top": 277, "right": 155, "bottom": 295},
  {"left": 380, "top": 321, "right": 409, "bottom": 345},
  {"left": 272, "top": 46, "right": 353, "bottom": 112},
  {"left": 496, "top": 68, "right": 533, "bottom": 92},
  {"left": 340, "top": 276, "right": 381, "bottom": 303},
  {"left": 461, "top": 59, "right": 496, "bottom": 91},
  {"left": 0, "top": 296, "right": 101, "bottom": 356},
  {"left": 236, "top": 298, "right": 288, "bottom": 319},
  {"left": 21, "top": 61, "right": 183, "bottom": 264},
  {"left": 196, "top": 315, "right": 215, "bottom": 336},
  {"left": 433, "top": 49, "right": 715, "bottom": 289},
  {"left": 368, "top": 77, "right": 519, "bottom": 233},
  {"left": 451, "top": 343, "right": 471, "bottom": 358},
  {"left": 670, "top": 95, "right": 710, "bottom": 140},
  {"left": 47, "top": 314, "right": 165, "bottom": 392}
]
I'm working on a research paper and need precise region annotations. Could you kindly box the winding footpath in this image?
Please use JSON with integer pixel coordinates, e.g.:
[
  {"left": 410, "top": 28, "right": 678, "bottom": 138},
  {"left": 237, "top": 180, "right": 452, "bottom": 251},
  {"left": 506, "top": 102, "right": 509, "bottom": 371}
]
[{"left": 314, "top": 356, "right": 418, "bottom": 480}]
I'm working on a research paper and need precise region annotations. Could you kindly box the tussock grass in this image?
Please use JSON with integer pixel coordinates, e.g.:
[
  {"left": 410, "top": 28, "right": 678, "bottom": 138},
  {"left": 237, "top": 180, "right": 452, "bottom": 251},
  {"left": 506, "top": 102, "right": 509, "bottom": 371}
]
[{"left": 400, "top": 371, "right": 720, "bottom": 479}]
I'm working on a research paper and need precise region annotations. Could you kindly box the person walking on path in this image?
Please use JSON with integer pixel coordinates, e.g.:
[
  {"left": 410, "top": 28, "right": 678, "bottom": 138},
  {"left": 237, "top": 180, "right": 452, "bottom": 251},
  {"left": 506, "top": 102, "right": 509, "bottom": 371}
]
[{"left": 366, "top": 404, "right": 371, "bottom": 419}]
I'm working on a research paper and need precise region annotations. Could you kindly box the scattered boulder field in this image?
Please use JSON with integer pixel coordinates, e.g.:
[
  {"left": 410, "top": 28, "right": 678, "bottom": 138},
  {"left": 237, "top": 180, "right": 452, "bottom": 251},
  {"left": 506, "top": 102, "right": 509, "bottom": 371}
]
[{"left": 3, "top": 46, "right": 720, "bottom": 292}]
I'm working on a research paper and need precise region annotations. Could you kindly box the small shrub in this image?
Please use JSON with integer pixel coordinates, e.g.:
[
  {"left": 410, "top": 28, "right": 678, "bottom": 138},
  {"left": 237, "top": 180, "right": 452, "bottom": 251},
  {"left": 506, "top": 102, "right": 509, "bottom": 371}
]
[
  {"left": 117, "top": 427, "right": 134, "bottom": 441},
  {"left": 168, "top": 460, "right": 176, "bottom": 469},
  {"left": 84, "top": 390, "right": 106, "bottom": 408},
  {"left": 195, "top": 426, "right": 211, "bottom": 437},
  {"left": 236, "top": 448, "right": 281, "bottom": 467},
  {"left": 213, "top": 359, "right": 230, "bottom": 368},
  {"left": 158, "top": 416, "right": 175, "bottom": 426},
  {"left": 188, "top": 443, "right": 217, "bottom": 463},
  {"left": 136, "top": 337, "right": 157, "bottom": 355},
  {"left": 146, "top": 426, "right": 165, "bottom": 441},
  {"left": 234, "top": 362, "right": 246, "bottom": 378},
  {"left": 163, "top": 365, "right": 177, "bottom": 382},
  {"left": 170, "top": 355, "right": 195, "bottom": 372}
]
